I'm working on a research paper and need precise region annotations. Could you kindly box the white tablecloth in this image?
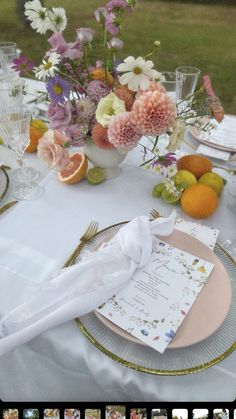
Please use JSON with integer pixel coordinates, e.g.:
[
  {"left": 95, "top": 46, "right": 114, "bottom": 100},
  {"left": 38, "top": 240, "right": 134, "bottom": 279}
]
[{"left": 0, "top": 80, "right": 235, "bottom": 402}]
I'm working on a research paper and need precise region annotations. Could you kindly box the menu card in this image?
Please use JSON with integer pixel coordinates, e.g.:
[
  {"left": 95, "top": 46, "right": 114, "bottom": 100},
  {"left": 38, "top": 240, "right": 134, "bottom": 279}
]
[
  {"left": 175, "top": 218, "right": 219, "bottom": 250},
  {"left": 97, "top": 238, "right": 214, "bottom": 353}
]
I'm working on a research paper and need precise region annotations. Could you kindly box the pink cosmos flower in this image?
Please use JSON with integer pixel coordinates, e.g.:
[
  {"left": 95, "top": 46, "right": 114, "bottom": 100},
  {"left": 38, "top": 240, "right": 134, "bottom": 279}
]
[
  {"left": 132, "top": 90, "right": 176, "bottom": 136},
  {"left": 37, "top": 129, "right": 70, "bottom": 170},
  {"left": 107, "top": 37, "right": 123, "bottom": 50},
  {"left": 47, "top": 101, "right": 73, "bottom": 131},
  {"left": 76, "top": 27, "right": 95, "bottom": 44},
  {"left": 105, "top": 13, "right": 119, "bottom": 35},
  {"left": 48, "top": 32, "right": 83, "bottom": 60},
  {"left": 108, "top": 111, "right": 142, "bottom": 152}
]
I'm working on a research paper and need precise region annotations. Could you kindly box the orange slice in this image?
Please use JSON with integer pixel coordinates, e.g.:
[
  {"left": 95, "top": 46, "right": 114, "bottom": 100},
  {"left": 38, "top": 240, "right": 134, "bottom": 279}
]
[
  {"left": 25, "top": 119, "right": 48, "bottom": 153},
  {"left": 58, "top": 152, "right": 88, "bottom": 184}
]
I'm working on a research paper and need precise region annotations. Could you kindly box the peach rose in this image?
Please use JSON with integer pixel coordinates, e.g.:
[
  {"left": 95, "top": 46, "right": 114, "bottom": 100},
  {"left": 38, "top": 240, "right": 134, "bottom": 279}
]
[{"left": 38, "top": 129, "right": 70, "bottom": 170}]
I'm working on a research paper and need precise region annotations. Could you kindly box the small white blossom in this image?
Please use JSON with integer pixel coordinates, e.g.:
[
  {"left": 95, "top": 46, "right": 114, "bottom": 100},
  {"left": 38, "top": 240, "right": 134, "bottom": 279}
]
[
  {"left": 154, "top": 164, "right": 164, "bottom": 175},
  {"left": 34, "top": 52, "right": 60, "bottom": 81},
  {"left": 163, "top": 178, "right": 179, "bottom": 196}
]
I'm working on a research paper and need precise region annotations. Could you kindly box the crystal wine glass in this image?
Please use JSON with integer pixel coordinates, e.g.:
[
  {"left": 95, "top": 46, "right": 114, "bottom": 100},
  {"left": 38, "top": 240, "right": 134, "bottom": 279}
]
[
  {"left": 0, "top": 78, "right": 40, "bottom": 182},
  {"left": 161, "top": 71, "right": 183, "bottom": 101},
  {"left": 0, "top": 106, "right": 43, "bottom": 200}
]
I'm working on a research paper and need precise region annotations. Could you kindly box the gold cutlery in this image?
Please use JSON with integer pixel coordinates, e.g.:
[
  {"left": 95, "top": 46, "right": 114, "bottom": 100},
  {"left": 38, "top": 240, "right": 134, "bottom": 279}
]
[
  {"left": 0, "top": 200, "right": 18, "bottom": 215},
  {"left": 63, "top": 220, "right": 99, "bottom": 268},
  {"left": 149, "top": 208, "right": 161, "bottom": 220}
]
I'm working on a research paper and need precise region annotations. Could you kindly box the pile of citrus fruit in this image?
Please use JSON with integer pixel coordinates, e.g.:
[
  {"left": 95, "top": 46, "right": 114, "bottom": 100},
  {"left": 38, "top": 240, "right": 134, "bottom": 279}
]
[{"left": 152, "top": 154, "right": 225, "bottom": 219}]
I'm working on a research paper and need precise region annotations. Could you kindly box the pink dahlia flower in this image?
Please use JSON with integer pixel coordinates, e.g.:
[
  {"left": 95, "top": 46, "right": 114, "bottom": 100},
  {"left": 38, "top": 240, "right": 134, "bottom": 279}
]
[
  {"left": 37, "top": 129, "right": 70, "bottom": 170},
  {"left": 132, "top": 90, "right": 176, "bottom": 136},
  {"left": 108, "top": 112, "right": 142, "bottom": 152},
  {"left": 135, "top": 81, "right": 166, "bottom": 99}
]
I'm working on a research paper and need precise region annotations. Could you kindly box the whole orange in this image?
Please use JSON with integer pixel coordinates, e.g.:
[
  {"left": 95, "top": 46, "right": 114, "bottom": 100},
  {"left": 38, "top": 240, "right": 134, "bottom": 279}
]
[
  {"left": 181, "top": 184, "right": 218, "bottom": 219},
  {"left": 25, "top": 119, "right": 48, "bottom": 153},
  {"left": 177, "top": 154, "right": 213, "bottom": 179}
]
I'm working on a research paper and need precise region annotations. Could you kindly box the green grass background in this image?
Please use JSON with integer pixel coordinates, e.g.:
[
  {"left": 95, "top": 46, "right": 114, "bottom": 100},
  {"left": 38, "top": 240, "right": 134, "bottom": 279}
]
[{"left": 0, "top": 0, "right": 235, "bottom": 114}]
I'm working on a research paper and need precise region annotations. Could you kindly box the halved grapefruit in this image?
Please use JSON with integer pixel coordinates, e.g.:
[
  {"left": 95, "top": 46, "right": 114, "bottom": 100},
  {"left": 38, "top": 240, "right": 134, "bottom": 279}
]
[{"left": 58, "top": 152, "right": 88, "bottom": 184}]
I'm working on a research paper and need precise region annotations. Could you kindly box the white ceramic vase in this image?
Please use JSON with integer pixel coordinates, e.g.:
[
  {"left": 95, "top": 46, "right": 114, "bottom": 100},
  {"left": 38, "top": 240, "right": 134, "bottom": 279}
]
[{"left": 83, "top": 141, "right": 127, "bottom": 179}]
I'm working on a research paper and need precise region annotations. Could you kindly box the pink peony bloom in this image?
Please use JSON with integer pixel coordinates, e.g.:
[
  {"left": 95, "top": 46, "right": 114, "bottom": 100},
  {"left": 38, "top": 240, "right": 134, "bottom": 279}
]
[
  {"left": 37, "top": 129, "right": 70, "bottom": 170},
  {"left": 47, "top": 101, "right": 73, "bottom": 131},
  {"left": 108, "top": 111, "right": 142, "bottom": 152},
  {"left": 132, "top": 90, "right": 176, "bottom": 136},
  {"left": 76, "top": 27, "right": 95, "bottom": 44},
  {"left": 48, "top": 32, "right": 83, "bottom": 60}
]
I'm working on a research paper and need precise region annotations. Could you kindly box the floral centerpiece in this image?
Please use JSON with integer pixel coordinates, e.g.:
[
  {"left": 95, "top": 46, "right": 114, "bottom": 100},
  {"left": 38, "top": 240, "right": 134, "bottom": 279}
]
[{"left": 16, "top": 0, "right": 224, "bottom": 182}]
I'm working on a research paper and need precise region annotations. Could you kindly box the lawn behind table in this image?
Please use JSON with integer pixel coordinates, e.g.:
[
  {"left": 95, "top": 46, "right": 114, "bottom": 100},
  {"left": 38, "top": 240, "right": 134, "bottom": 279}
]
[{"left": 1, "top": 0, "right": 236, "bottom": 114}]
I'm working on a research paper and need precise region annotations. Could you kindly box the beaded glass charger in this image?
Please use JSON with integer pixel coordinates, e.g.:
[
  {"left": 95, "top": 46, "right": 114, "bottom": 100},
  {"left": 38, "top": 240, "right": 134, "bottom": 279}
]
[
  {"left": 73, "top": 222, "right": 236, "bottom": 375},
  {"left": 0, "top": 167, "right": 9, "bottom": 201}
]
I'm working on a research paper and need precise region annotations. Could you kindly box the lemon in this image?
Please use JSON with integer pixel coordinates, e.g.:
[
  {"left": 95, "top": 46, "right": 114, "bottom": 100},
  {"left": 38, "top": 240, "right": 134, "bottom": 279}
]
[
  {"left": 152, "top": 183, "right": 165, "bottom": 198},
  {"left": 198, "top": 172, "right": 224, "bottom": 195},
  {"left": 86, "top": 167, "right": 106, "bottom": 184},
  {"left": 161, "top": 189, "right": 182, "bottom": 204},
  {"left": 174, "top": 170, "right": 197, "bottom": 189}
]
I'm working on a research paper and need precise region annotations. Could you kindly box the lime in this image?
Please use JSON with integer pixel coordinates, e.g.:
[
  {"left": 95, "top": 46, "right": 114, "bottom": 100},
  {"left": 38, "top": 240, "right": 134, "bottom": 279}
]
[
  {"left": 198, "top": 172, "right": 224, "bottom": 195},
  {"left": 174, "top": 170, "right": 197, "bottom": 189},
  {"left": 152, "top": 183, "right": 165, "bottom": 198},
  {"left": 161, "top": 188, "right": 182, "bottom": 204},
  {"left": 0, "top": 137, "right": 4, "bottom": 145},
  {"left": 86, "top": 167, "right": 106, "bottom": 184}
]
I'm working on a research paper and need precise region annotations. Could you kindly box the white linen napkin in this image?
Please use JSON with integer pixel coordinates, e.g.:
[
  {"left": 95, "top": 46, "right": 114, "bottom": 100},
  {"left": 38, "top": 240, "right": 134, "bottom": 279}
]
[{"left": 0, "top": 212, "right": 176, "bottom": 356}]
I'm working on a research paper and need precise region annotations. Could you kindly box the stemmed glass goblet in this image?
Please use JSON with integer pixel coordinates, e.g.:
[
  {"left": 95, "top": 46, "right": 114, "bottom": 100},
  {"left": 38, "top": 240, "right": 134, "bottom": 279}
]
[
  {"left": 0, "top": 77, "right": 40, "bottom": 182},
  {"left": 0, "top": 106, "right": 43, "bottom": 200}
]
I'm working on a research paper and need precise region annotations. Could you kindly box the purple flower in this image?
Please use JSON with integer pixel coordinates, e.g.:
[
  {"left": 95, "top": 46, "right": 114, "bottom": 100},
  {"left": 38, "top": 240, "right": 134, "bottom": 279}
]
[
  {"left": 46, "top": 76, "right": 70, "bottom": 104},
  {"left": 94, "top": 7, "right": 108, "bottom": 23},
  {"left": 48, "top": 32, "right": 83, "bottom": 60},
  {"left": 87, "top": 80, "right": 111, "bottom": 102},
  {"left": 105, "top": 13, "right": 120, "bottom": 35},
  {"left": 153, "top": 152, "right": 177, "bottom": 168},
  {"left": 107, "top": 37, "right": 124, "bottom": 50},
  {"left": 12, "top": 55, "right": 35, "bottom": 76},
  {"left": 65, "top": 124, "right": 87, "bottom": 147},
  {"left": 106, "top": 0, "right": 128, "bottom": 11},
  {"left": 76, "top": 27, "right": 95, "bottom": 44},
  {"left": 47, "top": 100, "right": 73, "bottom": 131},
  {"left": 75, "top": 97, "right": 96, "bottom": 124}
]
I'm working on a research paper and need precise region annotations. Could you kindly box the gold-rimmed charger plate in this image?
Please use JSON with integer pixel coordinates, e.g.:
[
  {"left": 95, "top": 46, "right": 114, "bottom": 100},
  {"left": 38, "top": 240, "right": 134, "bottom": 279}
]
[
  {"left": 0, "top": 166, "right": 9, "bottom": 201},
  {"left": 71, "top": 222, "right": 236, "bottom": 375}
]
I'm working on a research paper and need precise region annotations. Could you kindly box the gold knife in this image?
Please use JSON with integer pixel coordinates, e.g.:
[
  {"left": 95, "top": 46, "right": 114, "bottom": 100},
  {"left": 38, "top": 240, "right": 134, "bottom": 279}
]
[{"left": 0, "top": 201, "right": 18, "bottom": 215}]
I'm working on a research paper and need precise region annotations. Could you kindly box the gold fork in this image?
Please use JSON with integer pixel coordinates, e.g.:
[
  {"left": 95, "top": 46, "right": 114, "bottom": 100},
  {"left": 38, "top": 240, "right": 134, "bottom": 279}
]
[
  {"left": 63, "top": 220, "right": 99, "bottom": 268},
  {"left": 149, "top": 208, "right": 161, "bottom": 220}
]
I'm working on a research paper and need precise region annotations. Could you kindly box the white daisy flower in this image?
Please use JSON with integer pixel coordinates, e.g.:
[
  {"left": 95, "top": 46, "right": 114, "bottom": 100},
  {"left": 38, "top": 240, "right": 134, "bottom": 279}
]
[
  {"left": 117, "top": 56, "right": 160, "bottom": 92},
  {"left": 34, "top": 52, "right": 61, "bottom": 81},
  {"left": 154, "top": 164, "right": 164, "bottom": 175},
  {"left": 25, "top": 0, "right": 51, "bottom": 34},
  {"left": 48, "top": 8, "right": 67, "bottom": 32},
  {"left": 166, "top": 164, "right": 177, "bottom": 178}
]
